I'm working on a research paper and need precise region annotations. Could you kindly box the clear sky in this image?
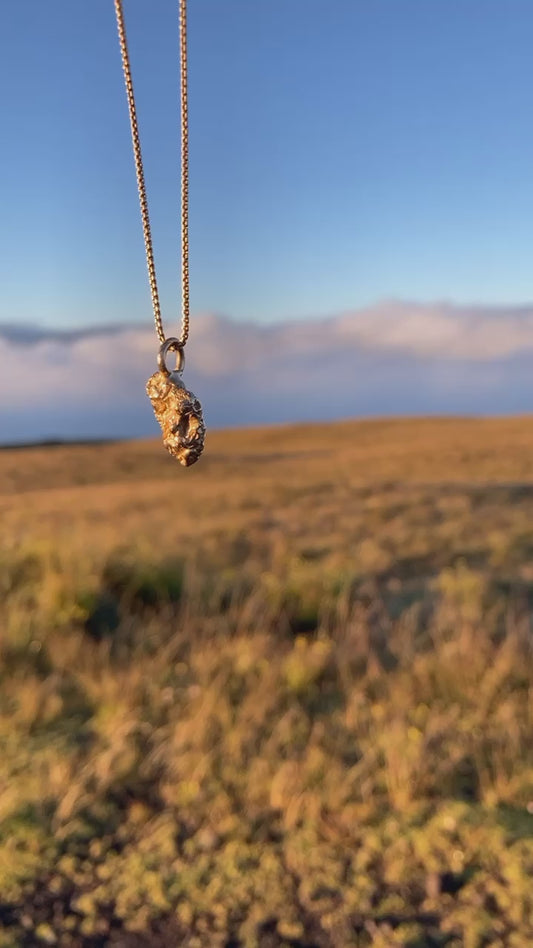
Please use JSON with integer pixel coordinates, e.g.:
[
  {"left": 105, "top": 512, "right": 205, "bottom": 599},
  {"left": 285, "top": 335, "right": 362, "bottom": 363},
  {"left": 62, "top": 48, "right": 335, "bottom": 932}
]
[{"left": 3, "top": 0, "right": 533, "bottom": 331}]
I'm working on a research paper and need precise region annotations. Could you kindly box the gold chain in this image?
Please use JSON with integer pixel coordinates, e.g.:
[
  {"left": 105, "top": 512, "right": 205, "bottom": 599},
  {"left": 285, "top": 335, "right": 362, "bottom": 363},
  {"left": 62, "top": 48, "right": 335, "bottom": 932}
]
[{"left": 114, "top": 0, "right": 190, "bottom": 349}]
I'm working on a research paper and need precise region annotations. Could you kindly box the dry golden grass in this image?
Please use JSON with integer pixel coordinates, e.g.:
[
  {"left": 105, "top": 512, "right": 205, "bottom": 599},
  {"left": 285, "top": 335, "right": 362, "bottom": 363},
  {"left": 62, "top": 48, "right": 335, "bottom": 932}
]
[{"left": 1, "top": 416, "right": 533, "bottom": 947}]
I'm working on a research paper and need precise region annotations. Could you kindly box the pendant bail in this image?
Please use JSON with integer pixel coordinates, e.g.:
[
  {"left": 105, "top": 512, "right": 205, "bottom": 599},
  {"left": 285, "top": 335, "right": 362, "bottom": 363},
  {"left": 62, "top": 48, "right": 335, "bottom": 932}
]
[{"left": 158, "top": 337, "right": 185, "bottom": 376}]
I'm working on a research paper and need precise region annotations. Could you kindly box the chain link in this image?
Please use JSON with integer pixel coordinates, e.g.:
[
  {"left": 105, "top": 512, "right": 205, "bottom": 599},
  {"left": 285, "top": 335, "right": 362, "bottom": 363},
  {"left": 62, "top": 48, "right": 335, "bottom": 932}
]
[{"left": 114, "top": 0, "right": 190, "bottom": 348}]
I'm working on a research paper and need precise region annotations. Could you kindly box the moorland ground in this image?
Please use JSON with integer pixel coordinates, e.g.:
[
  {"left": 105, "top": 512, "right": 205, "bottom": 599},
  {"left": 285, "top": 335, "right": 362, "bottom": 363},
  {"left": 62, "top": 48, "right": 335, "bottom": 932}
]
[{"left": 1, "top": 416, "right": 533, "bottom": 947}]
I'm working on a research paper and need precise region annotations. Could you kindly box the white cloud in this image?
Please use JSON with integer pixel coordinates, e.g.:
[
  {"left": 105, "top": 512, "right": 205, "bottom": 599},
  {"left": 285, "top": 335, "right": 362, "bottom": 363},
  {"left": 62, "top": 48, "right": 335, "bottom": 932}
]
[
  {"left": 334, "top": 301, "right": 533, "bottom": 359},
  {"left": 1, "top": 302, "right": 532, "bottom": 442}
]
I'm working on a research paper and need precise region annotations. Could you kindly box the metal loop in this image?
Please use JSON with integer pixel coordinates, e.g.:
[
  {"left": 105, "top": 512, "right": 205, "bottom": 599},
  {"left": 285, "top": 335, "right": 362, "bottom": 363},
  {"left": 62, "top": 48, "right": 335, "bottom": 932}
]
[{"left": 158, "top": 337, "right": 185, "bottom": 376}]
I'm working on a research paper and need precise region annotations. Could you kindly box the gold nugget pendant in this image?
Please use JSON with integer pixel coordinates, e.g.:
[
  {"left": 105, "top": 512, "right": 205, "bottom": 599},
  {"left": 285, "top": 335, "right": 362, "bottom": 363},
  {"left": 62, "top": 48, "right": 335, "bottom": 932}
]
[{"left": 146, "top": 338, "right": 205, "bottom": 467}]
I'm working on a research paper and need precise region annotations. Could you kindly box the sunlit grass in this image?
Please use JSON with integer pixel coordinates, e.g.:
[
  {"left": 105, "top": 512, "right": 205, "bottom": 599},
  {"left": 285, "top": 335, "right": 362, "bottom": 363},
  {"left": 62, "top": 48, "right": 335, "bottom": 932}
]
[{"left": 0, "top": 417, "right": 532, "bottom": 946}]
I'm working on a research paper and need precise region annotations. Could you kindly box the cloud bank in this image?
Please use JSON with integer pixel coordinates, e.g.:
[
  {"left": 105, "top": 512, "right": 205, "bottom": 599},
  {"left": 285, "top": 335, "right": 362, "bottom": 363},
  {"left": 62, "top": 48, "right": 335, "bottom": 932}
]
[{"left": 1, "top": 301, "right": 532, "bottom": 443}]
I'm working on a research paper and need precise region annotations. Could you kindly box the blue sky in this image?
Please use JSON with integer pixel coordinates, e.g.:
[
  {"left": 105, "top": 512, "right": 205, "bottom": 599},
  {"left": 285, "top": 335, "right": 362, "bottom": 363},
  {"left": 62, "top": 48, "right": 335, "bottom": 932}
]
[{"left": 3, "top": 0, "right": 533, "bottom": 332}]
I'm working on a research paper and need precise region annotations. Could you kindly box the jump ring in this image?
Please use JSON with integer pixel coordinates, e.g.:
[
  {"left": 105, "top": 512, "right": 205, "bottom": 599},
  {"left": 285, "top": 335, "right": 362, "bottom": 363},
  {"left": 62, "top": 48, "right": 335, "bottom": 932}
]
[{"left": 158, "top": 337, "right": 185, "bottom": 376}]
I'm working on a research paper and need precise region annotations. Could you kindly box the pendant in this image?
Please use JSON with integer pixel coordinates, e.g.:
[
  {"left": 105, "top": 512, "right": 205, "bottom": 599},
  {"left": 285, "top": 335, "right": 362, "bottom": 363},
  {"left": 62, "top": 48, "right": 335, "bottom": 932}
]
[{"left": 146, "top": 338, "right": 205, "bottom": 467}]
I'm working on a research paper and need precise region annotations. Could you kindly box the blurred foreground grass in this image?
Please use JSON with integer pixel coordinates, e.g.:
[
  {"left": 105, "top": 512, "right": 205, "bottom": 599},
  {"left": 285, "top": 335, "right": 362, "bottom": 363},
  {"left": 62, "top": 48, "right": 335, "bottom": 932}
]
[{"left": 1, "top": 417, "right": 533, "bottom": 947}]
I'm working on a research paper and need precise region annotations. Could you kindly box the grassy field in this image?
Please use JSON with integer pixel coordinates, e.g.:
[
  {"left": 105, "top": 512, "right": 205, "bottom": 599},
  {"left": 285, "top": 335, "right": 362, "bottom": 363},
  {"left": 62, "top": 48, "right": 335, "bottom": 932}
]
[{"left": 1, "top": 416, "right": 533, "bottom": 947}]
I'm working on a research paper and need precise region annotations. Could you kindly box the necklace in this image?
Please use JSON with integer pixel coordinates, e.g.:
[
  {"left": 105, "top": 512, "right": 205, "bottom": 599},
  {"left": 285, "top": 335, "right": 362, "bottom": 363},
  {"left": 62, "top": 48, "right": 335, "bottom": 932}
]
[{"left": 114, "top": 0, "right": 205, "bottom": 467}]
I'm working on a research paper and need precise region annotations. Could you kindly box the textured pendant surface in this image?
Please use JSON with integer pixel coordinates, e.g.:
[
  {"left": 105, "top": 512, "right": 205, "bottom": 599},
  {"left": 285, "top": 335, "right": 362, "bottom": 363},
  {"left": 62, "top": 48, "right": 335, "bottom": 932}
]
[{"left": 146, "top": 370, "right": 205, "bottom": 467}]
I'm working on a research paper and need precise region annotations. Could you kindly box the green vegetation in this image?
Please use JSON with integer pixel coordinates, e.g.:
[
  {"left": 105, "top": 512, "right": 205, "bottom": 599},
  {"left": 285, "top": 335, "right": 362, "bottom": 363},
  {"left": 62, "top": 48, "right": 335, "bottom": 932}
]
[{"left": 0, "top": 417, "right": 532, "bottom": 946}]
